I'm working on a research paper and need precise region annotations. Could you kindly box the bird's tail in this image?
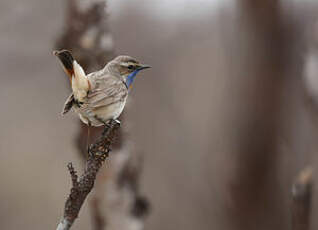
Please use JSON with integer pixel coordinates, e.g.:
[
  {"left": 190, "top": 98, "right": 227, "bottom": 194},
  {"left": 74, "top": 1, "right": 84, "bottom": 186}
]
[
  {"left": 53, "top": 49, "right": 75, "bottom": 84},
  {"left": 54, "top": 49, "right": 90, "bottom": 102}
]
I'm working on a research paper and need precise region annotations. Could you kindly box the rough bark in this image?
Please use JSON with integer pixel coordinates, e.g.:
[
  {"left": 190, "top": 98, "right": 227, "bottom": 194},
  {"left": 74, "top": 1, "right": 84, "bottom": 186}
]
[{"left": 57, "top": 120, "right": 120, "bottom": 230}]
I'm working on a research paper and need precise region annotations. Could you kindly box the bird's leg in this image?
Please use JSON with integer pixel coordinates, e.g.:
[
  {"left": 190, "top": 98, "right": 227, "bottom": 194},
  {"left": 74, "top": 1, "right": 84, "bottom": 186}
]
[
  {"left": 102, "top": 119, "right": 121, "bottom": 136},
  {"left": 89, "top": 119, "right": 121, "bottom": 157},
  {"left": 93, "top": 116, "right": 120, "bottom": 137},
  {"left": 102, "top": 121, "right": 112, "bottom": 136},
  {"left": 89, "top": 120, "right": 113, "bottom": 157},
  {"left": 114, "top": 119, "right": 121, "bottom": 126},
  {"left": 87, "top": 122, "right": 91, "bottom": 154}
]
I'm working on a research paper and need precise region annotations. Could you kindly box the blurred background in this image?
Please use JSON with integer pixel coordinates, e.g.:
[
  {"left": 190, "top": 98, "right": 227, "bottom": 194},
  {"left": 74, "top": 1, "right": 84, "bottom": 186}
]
[{"left": 1, "top": 0, "right": 318, "bottom": 229}]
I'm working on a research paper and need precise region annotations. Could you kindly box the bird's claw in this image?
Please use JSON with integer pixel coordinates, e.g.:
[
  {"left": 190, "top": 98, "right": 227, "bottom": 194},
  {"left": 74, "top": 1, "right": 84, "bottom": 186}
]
[
  {"left": 114, "top": 119, "right": 121, "bottom": 127},
  {"left": 87, "top": 144, "right": 93, "bottom": 154}
]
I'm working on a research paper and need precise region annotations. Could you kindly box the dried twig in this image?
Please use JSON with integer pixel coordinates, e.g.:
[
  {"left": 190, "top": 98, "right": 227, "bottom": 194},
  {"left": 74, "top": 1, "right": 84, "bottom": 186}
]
[
  {"left": 56, "top": 120, "right": 120, "bottom": 230},
  {"left": 291, "top": 167, "right": 314, "bottom": 230}
]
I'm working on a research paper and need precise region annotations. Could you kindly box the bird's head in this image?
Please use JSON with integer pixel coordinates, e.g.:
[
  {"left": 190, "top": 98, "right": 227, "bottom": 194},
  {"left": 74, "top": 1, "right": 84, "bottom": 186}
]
[{"left": 107, "top": 55, "right": 151, "bottom": 88}]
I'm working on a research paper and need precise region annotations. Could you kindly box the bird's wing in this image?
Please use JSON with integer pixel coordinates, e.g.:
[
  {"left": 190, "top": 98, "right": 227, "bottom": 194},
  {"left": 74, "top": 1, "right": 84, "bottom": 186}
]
[
  {"left": 62, "top": 93, "right": 75, "bottom": 115},
  {"left": 85, "top": 75, "right": 128, "bottom": 109}
]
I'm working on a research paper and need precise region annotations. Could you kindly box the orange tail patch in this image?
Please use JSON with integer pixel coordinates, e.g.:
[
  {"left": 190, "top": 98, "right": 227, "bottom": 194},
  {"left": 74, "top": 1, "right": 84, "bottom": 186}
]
[{"left": 53, "top": 49, "right": 75, "bottom": 84}]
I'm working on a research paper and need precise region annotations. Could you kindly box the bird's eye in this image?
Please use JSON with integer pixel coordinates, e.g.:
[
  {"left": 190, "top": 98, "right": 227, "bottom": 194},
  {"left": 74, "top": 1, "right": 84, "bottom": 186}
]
[{"left": 128, "top": 65, "right": 134, "bottom": 70}]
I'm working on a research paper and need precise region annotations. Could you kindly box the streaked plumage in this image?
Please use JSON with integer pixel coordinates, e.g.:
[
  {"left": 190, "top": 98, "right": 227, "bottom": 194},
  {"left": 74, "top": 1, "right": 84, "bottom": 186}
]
[{"left": 54, "top": 50, "right": 150, "bottom": 127}]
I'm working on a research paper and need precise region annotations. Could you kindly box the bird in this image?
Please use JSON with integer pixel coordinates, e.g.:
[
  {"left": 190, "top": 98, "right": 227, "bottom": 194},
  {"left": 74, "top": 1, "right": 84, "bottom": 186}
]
[{"left": 53, "top": 49, "right": 150, "bottom": 148}]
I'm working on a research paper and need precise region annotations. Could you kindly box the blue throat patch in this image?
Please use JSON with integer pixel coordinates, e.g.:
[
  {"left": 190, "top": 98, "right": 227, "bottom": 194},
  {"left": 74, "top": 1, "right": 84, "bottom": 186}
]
[{"left": 125, "top": 69, "right": 141, "bottom": 89}]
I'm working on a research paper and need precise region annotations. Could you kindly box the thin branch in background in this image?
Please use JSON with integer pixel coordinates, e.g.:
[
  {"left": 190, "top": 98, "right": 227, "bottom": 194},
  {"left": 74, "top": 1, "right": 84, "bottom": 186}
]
[
  {"left": 56, "top": 120, "right": 120, "bottom": 230},
  {"left": 291, "top": 167, "right": 314, "bottom": 230},
  {"left": 227, "top": 1, "right": 297, "bottom": 229}
]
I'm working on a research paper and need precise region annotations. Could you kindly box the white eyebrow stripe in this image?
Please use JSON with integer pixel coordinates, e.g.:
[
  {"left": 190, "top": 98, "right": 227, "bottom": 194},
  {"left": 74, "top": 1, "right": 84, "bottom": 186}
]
[
  {"left": 120, "top": 62, "right": 129, "bottom": 67},
  {"left": 120, "top": 62, "right": 137, "bottom": 67}
]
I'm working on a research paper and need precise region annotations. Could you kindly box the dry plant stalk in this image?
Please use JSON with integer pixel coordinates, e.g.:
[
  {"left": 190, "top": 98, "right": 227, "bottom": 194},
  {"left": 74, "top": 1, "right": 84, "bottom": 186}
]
[{"left": 56, "top": 120, "right": 120, "bottom": 230}]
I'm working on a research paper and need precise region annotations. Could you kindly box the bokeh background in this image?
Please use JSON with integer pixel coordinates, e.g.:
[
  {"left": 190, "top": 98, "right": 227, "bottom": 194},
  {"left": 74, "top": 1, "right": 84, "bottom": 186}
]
[{"left": 1, "top": 0, "right": 318, "bottom": 229}]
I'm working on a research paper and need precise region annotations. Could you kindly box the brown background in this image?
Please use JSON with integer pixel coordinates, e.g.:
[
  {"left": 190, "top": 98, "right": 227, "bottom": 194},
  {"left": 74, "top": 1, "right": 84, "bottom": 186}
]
[{"left": 1, "top": 0, "right": 318, "bottom": 229}]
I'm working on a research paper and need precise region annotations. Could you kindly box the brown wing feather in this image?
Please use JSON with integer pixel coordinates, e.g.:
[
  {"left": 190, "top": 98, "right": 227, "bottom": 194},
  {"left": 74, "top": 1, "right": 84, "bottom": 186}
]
[
  {"left": 62, "top": 93, "right": 75, "bottom": 115},
  {"left": 85, "top": 74, "right": 128, "bottom": 109}
]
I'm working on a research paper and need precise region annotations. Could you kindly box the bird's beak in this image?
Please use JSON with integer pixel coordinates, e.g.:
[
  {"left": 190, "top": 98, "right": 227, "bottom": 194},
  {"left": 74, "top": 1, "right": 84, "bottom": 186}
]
[
  {"left": 53, "top": 50, "right": 66, "bottom": 57},
  {"left": 53, "top": 50, "right": 59, "bottom": 56},
  {"left": 138, "top": 64, "right": 151, "bottom": 70}
]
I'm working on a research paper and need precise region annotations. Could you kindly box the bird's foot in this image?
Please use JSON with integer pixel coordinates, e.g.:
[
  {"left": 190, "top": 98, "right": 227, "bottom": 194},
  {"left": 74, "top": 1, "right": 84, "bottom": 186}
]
[
  {"left": 114, "top": 119, "right": 121, "bottom": 127},
  {"left": 101, "top": 119, "right": 120, "bottom": 136},
  {"left": 102, "top": 123, "right": 111, "bottom": 136},
  {"left": 87, "top": 144, "right": 93, "bottom": 154}
]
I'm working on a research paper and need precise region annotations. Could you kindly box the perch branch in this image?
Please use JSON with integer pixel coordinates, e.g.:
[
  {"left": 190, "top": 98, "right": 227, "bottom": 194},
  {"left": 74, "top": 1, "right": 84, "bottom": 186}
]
[
  {"left": 56, "top": 119, "right": 120, "bottom": 230},
  {"left": 291, "top": 167, "right": 314, "bottom": 230}
]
